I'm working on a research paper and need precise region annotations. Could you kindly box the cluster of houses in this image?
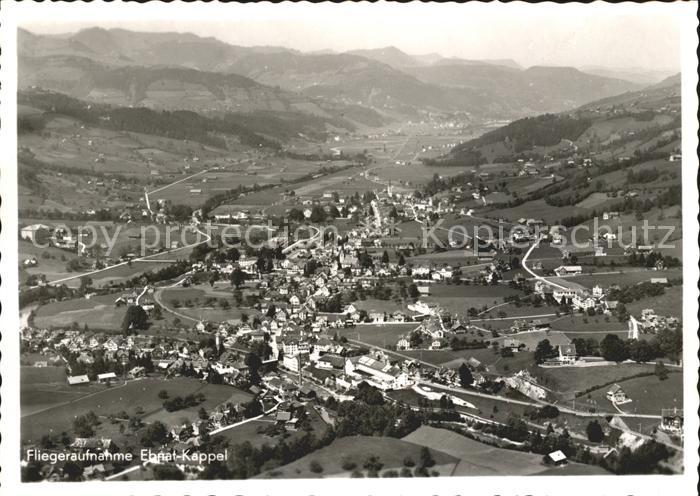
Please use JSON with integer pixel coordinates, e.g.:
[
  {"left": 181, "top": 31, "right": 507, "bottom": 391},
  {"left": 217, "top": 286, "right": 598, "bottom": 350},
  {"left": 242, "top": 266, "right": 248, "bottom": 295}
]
[
  {"left": 638, "top": 308, "right": 680, "bottom": 333},
  {"left": 535, "top": 281, "right": 618, "bottom": 315}
]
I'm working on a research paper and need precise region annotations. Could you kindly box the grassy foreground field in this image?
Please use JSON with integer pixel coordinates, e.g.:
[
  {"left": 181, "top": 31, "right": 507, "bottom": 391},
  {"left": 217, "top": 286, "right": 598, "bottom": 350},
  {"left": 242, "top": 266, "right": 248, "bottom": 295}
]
[
  {"left": 33, "top": 293, "right": 127, "bottom": 330},
  {"left": 586, "top": 371, "right": 682, "bottom": 416},
  {"left": 532, "top": 362, "right": 658, "bottom": 401},
  {"left": 259, "top": 435, "right": 459, "bottom": 478},
  {"left": 21, "top": 377, "right": 251, "bottom": 444},
  {"left": 403, "top": 426, "right": 608, "bottom": 476}
]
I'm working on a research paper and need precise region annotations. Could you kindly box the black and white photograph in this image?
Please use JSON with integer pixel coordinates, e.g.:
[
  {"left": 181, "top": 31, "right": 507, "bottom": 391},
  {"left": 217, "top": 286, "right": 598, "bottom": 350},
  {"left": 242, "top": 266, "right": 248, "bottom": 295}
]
[{"left": 0, "top": 1, "right": 698, "bottom": 494}]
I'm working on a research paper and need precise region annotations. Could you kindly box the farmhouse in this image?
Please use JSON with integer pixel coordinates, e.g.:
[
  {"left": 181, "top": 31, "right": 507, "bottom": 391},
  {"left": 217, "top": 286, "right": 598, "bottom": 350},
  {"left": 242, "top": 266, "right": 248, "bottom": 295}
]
[
  {"left": 21, "top": 224, "right": 50, "bottom": 243},
  {"left": 659, "top": 408, "right": 683, "bottom": 434},
  {"left": 504, "top": 370, "right": 547, "bottom": 400},
  {"left": 545, "top": 450, "right": 568, "bottom": 466},
  {"left": 554, "top": 265, "right": 583, "bottom": 277},
  {"left": 557, "top": 343, "right": 577, "bottom": 365},
  {"left": 396, "top": 336, "right": 411, "bottom": 350},
  {"left": 97, "top": 372, "right": 118, "bottom": 383},
  {"left": 67, "top": 374, "right": 90, "bottom": 386},
  {"left": 606, "top": 384, "right": 631, "bottom": 405}
]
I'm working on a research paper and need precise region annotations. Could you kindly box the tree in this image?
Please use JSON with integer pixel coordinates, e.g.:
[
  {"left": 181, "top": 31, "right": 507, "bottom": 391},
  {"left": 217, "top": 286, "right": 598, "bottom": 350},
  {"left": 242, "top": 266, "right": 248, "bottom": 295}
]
[
  {"left": 458, "top": 363, "right": 474, "bottom": 387},
  {"left": 397, "top": 253, "right": 406, "bottom": 266},
  {"left": 363, "top": 455, "right": 384, "bottom": 477},
  {"left": 245, "top": 352, "right": 262, "bottom": 384},
  {"left": 309, "top": 460, "right": 324, "bottom": 474},
  {"left": 153, "top": 464, "right": 185, "bottom": 480},
  {"left": 419, "top": 447, "right": 435, "bottom": 469},
  {"left": 381, "top": 251, "right": 390, "bottom": 264},
  {"left": 408, "top": 283, "right": 420, "bottom": 299},
  {"left": 629, "top": 340, "right": 654, "bottom": 363},
  {"left": 309, "top": 205, "right": 327, "bottom": 223},
  {"left": 141, "top": 421, "right": 169, "bottom": 447},
  {"left": 73, "top": 415, "right": 95, "bottom": 437},
  {"left": 63, "top": 461, "right": 84, "bottom": 481},
  {"left": 408, "top": 330, "right": 423, "bottom": 349},
  {"left": 230, "top": 267, "right": 246, "bottom": 289},
  {"left": 534, "top": 339, "right": 556, "bottom": 364},
  {"left": 586, "top": 420, "right": 605, "bottom": 443},
  {"left": 355, "top": 382, "right": 385, "bottom": 405},
  {"left": 654, "top": 361, "right": 669, "bottom": 380},
  {"left": 288, "top": 208, "right": 305, "bottom": 223},
  {"left": 79, "top": 275, "right": 92, "bottom": 292},
  {"left": 656, "top": 327, "right": 682, "bottom": 363},
  {"left": 151, "top": 304, "right": 163, "bottom": 320},
  {"left": 600, "top": 334, "right": 629, "bottom": 362},
  {"left": 121, "top": 305, "right": 149, "bottom": 335},
  {"left": 158, "top": 389, "right": 169, "bottom": 400}
]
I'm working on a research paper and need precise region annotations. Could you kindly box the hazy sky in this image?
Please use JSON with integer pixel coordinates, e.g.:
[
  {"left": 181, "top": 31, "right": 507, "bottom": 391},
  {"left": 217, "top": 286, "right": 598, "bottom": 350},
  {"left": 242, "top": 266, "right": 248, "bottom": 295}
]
[{"left": 21, "top": 1, "right": 683, "bottom": 71}]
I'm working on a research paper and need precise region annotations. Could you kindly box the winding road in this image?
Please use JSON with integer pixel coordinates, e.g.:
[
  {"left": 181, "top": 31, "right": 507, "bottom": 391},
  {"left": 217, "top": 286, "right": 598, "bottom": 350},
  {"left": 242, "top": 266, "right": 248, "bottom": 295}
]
[{"left": 521, "top": 236, "right": 568, "bottom": 291}]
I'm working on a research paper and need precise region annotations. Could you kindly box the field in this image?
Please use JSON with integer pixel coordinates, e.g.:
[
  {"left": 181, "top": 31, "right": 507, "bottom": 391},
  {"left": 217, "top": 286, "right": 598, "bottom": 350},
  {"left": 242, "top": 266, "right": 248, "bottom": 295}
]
[
  {"left": 142, "top": 382, "right": 252, "bottom": 426},
  {"left": 625, "top": 284, "right": 682, "bottom": 318},
  {"left": 87, "top": 261, "right": 182, "bottom": 288},
  {"left": 21, "top": 376, "right": 251, "bottom": 444},
  {"left": 576, "top": 205, "right": 683, "bottom": 252},
  {"left": 586, "top": 371, "right": 682, "bottom": 416},
  {"left": 531, "top": 362, "right": 658, "bottom": 401},
  {"left": 577, "top": 115, "right": 676, "bottom": 146},
  {"left": 421, "top": 283, "right": 524, "bottom": 320},
  {"left": 19, "top": 241, "right": 82, "bottom": 283},
  {"left": 403, "top": 426, "right": 608, "bottom": 476},
  {"left": 158, "top": 286, "right": 261, "bottom": 323},
  {"left": 259, "top": 435, "right": 459, "bottom": 478},
  {"left": 211, "top": 418, "right": 282, "bottom": 449},
  {"left": 592, "top": 158, "right": 681, "bottom": 191},
  {"left": 338, "top": 323, "right": 420, "bottom": 348},
  {"left": 569, "top": 268, "right": 682, "bottom": 289},
  {"left": 352, "top": 298, "right": 407, "bottom": 314},
  {"left": 401, "top": 347, "right": 536, "bottom": 376},
  {"left": 429, "top": 284, "right": 521, "bottom": 299},
  {"left": 550, "top": 314, "right": 629, "bottom": 335},
  {"left": 19, "top": 220, "right": 201, "bottom": 287},
  {"left": 33, "top": 293, "right": 127, "bottom": 330},
  {"left": 494, "top": 330, "right": 571, "bottom": 351},
  {"left": 20, "top": 365, "right": 102, "bottom": 416},
  {"left": 483, "top": 199, "right": 589, "bottom": 225},
  {"left": 152, "top": 159, "right": 342, "bottom": 207},
  {"left": 575, "top": 192, "right": 615, "bottom": 209}
]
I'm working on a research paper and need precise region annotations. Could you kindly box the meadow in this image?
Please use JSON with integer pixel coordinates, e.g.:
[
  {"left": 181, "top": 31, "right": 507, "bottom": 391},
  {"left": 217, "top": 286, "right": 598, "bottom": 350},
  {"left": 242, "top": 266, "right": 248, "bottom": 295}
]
[
  {"left": 21, "top": 377, "right": 250, "bottom": 444},
  {"left": 586, "top": 371, "right": 682, "bottom": 416},
  {"left": 259, "top": 435, "right": 459, "bottom": 478}
]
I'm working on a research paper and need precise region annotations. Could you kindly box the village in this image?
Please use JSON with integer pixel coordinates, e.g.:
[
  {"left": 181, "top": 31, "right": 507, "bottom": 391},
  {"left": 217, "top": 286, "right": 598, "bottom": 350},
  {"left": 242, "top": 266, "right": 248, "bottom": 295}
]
[{"left": 20, "top": 171, "right": 685, "bottom": 481}]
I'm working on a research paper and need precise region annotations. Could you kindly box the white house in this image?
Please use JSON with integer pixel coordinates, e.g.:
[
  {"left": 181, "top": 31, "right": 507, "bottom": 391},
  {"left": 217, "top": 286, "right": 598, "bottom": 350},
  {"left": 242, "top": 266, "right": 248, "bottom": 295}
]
[{"left": 21, "top": 224, "right": 50, "bottom": 243}]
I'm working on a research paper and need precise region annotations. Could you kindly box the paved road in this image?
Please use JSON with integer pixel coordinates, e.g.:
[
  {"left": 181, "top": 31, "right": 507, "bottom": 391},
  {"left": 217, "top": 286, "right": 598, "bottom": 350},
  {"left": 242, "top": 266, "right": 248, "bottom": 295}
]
[
  {"left": 152, "top": 276, "right": 198, "bottom": 323},
  {"left": 282, "top": 225, "right": 321, "bottom": 255},
  {"left": 521, "top": 236, "right": 569, "bottom": 291},
  {"left": 148, "top": 169, "right": 209, "bottom": 196}
]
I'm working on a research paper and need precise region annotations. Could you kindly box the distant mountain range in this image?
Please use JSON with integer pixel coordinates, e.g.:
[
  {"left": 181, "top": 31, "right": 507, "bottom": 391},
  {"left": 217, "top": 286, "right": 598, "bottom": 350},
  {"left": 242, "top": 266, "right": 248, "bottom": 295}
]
[
  {"left": 579, "top": 65, "right": 677, "bottom": 86},
  {"left": 19, "top": 27, "right": 649, "bottom": 121}
]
